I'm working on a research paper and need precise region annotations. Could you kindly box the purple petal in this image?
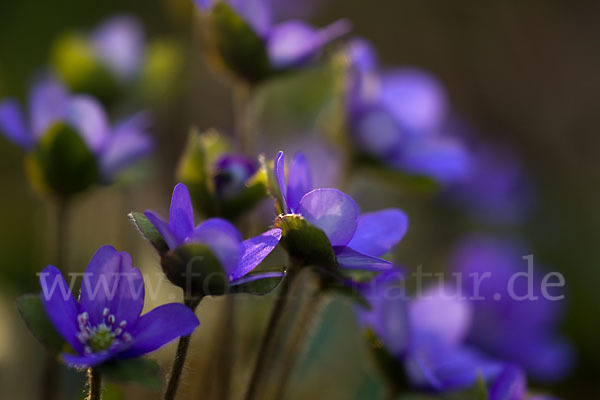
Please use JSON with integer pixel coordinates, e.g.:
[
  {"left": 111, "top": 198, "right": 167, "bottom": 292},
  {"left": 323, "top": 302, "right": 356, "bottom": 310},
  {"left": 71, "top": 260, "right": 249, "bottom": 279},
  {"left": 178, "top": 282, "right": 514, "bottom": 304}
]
[
  {"left": 65, "top": 96, "right": 109, "bottom": 152},
  {"left": 357, "top": 270, "right": 410, "bottom": 356},
  {"left": 145, "top": 211, "right": 178, "bottom": 249},
  {"left": 0, "top": 100, "right": 33, "bottom": 149},
  {"left": 379, "top": 68, "right": 448, "bottom": 133},
  {"left": 119, "top": 303, "right": 199, "bottom": 358},
  {"left": 406, "top": 346, "right": 503, "bottom": 391},
  {"left": 79, "top": 246, "right": 145, "bottom": 328},
  {"left": 62, "top": 349, "right": 117, "bottom": 368},
  {"left": 346, "top": 38, "right": 378, "bottom": 73},
  {"left": 92, "top": 15, "right": 144, "bottom": 79},
  {"left": 410, "top": 284, "right": 472, "bottom": 348},
  {"left": 335, "top": 246, "right": 392, "bottom": 272},
  {"left": 489, "top": 365, "right": 527, "bottom": 400},
  {"left": 29, "top": 78, "right": 69, "bottom": 138},
  {"left": 194, "top": 0, "right": 212, "bottom": 10},
  {"left": 347, "top": 208, "right": 408, "bottom": 257},
  {"left": 286, "top": 152, "right": 312, "bottom": 212},
  {"left": 273, "top": 151, "right": 289, "bottom": 212},
  {"left": 168, "top": 183, "right": 195, "bottom": 242},
  {"left": 231, "top": 228, "right": 282, "bottom": 281},
  {"left": 399, "top": 136, "right": 470, "bottom": 183},
  {"left": 191, "top": 218, "right": 242, "bottom": 275},
  {"left": 230, "top": 0, "right": 272, "bottom": 35},
  {"left": 98, "top": 114, "right": 153, "bottom": 181},
  {"left": 297, "top": 188, "right": 358, "bottom": 246},
  {"left": 38, "top": 265, "right": 83, "bottom": 353},
  {"left": 351, "top": 105, "right": 404, "bottom": 159},
  {"left": 230, "top": 271, "right": 285, "bottom": 286},
  {"left": 267, "top": 19, "right": 350, "bottom": 68}
]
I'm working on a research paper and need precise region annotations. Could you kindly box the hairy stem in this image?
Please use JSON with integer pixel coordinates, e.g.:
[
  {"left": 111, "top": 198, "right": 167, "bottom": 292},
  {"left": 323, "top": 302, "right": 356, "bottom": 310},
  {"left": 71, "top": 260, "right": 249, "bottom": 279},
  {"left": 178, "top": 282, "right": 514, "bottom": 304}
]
[
  {"left": 244, "top": 262, "right": 300, "bottom": 400},
  {"left": 212, "top": 296, "right": 234, "bottom": 400},
  {"left": 87, "top": 368, "right": 102, "bottom": 400},
  {"left": 164, "top": 298, "right": 201, "bottom": 400}
]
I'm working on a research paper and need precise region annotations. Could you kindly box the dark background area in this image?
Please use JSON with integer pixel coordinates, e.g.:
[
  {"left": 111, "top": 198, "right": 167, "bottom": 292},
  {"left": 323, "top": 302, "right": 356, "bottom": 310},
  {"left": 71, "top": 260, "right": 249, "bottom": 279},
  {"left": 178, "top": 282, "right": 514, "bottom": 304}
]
[{"left": 0, "top": 0, "right": 598, "bottom": 398}]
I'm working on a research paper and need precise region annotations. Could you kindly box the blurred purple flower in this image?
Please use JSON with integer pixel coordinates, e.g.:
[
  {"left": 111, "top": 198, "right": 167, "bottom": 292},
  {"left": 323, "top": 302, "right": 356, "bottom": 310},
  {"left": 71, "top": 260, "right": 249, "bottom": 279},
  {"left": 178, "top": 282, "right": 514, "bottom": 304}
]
[
  {"left": 0, "top": 77, "right": 152, "bottom": 182},
  {"left": 452, "top": 235, "right": 574, "bottom": 382},
  {"left": 91, "top": 15, "right": 145, "bottom": 80},
  {"left": 345, "top": 39, "right": 470, "bottom": 184},
  {"left": 194, "top": 0, "right": 350, "bottom": 69},
  {"left": 490, "top": 365, "right": 561, "bottom": 400},
  {"left": 358, "top": 273, "right": 503, "bottom": 391},
  {"left": 213, "top": 153, "right": 258, "bottom": 201},
  {"left": 145, "top": 183, "right": 283, "bottom": 285},
  {"left": 273, "top": 151, "right": 408, "bottom": 272},
  {"left": 39, "top": 245, "right": 199, "bottom": 368},
  {"left": 448, "top": 143, "right": 534, "bottom": 224}
]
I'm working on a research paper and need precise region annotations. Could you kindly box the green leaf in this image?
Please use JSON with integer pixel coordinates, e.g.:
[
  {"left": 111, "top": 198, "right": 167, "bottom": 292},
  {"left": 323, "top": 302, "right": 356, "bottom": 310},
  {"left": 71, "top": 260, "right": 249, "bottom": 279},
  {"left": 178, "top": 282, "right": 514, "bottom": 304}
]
[
  {"left": 138, "top": 38, "right": 185, "bottom": 103},
  {"left": 97, "top": 358, "right": 163, "bottom": 389},
  {"left": 26, "top": 122, "right": 99, "bottom": 197},
  {"left": 128, "top": 211, "right": 169, "bottom": 254},
  {"left": 274, "top": 214, "right": 337, "bottom": 268},
  {"left": 364, "top": 329, "right": 409, "bottom": 393},
  {"left": 16, "top": 294, "right": 66, "bottom": 353},
  {"left": 208, "top": 3, "right": 272, "bottom": 83},
  {"left": 50, "top": 33, "right": 119, "bottom": 102},
  {"left": 229, "top": 269, "right": 285, "bottom": 295},
  {"left": 161, "top": 243, "right": 229, "bottom": 297}
]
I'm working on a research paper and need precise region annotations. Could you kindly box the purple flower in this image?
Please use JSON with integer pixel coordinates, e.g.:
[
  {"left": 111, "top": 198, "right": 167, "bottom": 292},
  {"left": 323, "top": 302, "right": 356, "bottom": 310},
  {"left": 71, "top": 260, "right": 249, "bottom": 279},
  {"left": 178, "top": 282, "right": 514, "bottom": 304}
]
[
  {"left": 38, "top": 245, "right": 199, "bottom": 368},
  {"left": 489, "top": 365, "right": 561, "bottom": 400},
  {"left": 448, "top": 143, "right": 534, "bottom": 224},
  {"left": 273, "top": 151, "right": 408, "bottom": 272},
  {"left": 345, "top": 39, "right": 470, "bottom": 184},
  {"left": 144, "top": 183, "right": 283, "bottom": 286},
  {"left": 0, "top": 77, "right": 152, "bottom": 183},
  {"left": 91, "top": 15, "right": 145, "bottom": 80},
  {"left": 213, "top": 153, "right": 258, "bottom": 201},
  {"left": 452, "top": 235, "right": 574, "bottom": 382},
  {"left": 195, "top": 0, "right": 350, "bottom": 69},
  {"left": 358, "top": 273, "right": 503, "bottom": 391}
]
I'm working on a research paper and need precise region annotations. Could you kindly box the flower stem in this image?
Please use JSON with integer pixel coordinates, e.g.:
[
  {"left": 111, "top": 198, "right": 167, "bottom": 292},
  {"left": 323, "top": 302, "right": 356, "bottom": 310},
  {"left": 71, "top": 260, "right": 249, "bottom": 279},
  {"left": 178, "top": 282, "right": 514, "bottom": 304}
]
[
  {"left": 164, "top": 298, "right": 200, "bottom": 400},
  {"left": 243, "top": 260, "right": 301, "bottom": 400},
  {"left": 213, "top": 295, "right": 234, "bottom": 400},
  {"left": 42, "top": 198, "right": 70, "bottom": 400},
  {"left": 273, "top": 282, "right": 324, "bottom": 399},
  {"left": 87, "top": 368, "right": 102, "bottom": 400},
  {"left": 233, "top": 82, "right": 252, "bottom": 154}
]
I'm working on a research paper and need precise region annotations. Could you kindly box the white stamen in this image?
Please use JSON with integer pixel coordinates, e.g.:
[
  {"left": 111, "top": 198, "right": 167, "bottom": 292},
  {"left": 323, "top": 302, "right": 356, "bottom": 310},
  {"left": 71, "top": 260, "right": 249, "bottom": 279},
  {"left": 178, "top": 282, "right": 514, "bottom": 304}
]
[
  {"left": 84, "top": 346, "right": 92, "bottom": 354},
  {"left": 122, "top": 333, "right": 132, "bottom": 342},
  {"left": 114, "top": 328, "right": 122, "bottom": 336},
  {"left": 119, "top": 320, "right": 127, "bottom": 328},
  {"left": 107, "top": 315, "right": 115, "bottom": 325},
  {"left": 102, "top": 308, "right": 110, "bottom": 317}
]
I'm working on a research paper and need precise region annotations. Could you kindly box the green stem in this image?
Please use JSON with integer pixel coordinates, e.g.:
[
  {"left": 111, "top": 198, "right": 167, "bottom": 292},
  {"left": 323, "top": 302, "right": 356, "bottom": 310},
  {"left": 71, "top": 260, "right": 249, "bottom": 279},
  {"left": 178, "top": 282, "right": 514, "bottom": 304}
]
[
  {"left": 233, "top": 82, "right": 253, "bottom": 154},
  {"left": 164, "top": 298, "right": 201, "bottom": 400},
  {"left": 243, "top": 261, "right": 301, "bottom": 400},
  {"left": 87, "top": 368, "right": 102, "bottom": 400},
  {"left": 273, "top": 283, "right": 323, "bottom": 400},
  {"left": 212, "top": 296, "right": 234, "bottom": 400}
]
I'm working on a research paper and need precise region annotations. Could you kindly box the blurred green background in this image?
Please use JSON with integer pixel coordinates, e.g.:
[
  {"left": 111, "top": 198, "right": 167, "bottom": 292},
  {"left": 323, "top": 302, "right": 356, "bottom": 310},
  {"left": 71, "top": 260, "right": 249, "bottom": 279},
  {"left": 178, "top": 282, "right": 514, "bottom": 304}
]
[{"left": 1, "top": 0, "right": 599, "bottom": 398}]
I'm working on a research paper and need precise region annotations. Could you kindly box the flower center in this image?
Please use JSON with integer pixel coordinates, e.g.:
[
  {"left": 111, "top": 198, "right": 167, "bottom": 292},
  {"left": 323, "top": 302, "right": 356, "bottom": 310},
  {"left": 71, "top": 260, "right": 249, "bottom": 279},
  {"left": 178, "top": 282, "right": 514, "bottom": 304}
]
[
  {"left": 88, "top": 324, "right": 115, "bottom": 351},
  {"left": 76, "top": 308, "right": 132, "bottom": 354}
]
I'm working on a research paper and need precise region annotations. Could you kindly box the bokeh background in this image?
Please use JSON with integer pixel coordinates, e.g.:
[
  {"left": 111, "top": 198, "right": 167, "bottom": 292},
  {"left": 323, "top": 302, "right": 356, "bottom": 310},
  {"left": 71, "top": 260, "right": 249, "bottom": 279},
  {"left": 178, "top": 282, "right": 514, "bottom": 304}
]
[{"left": 0, "top": 0, "right": 599, "bottom": 398}]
